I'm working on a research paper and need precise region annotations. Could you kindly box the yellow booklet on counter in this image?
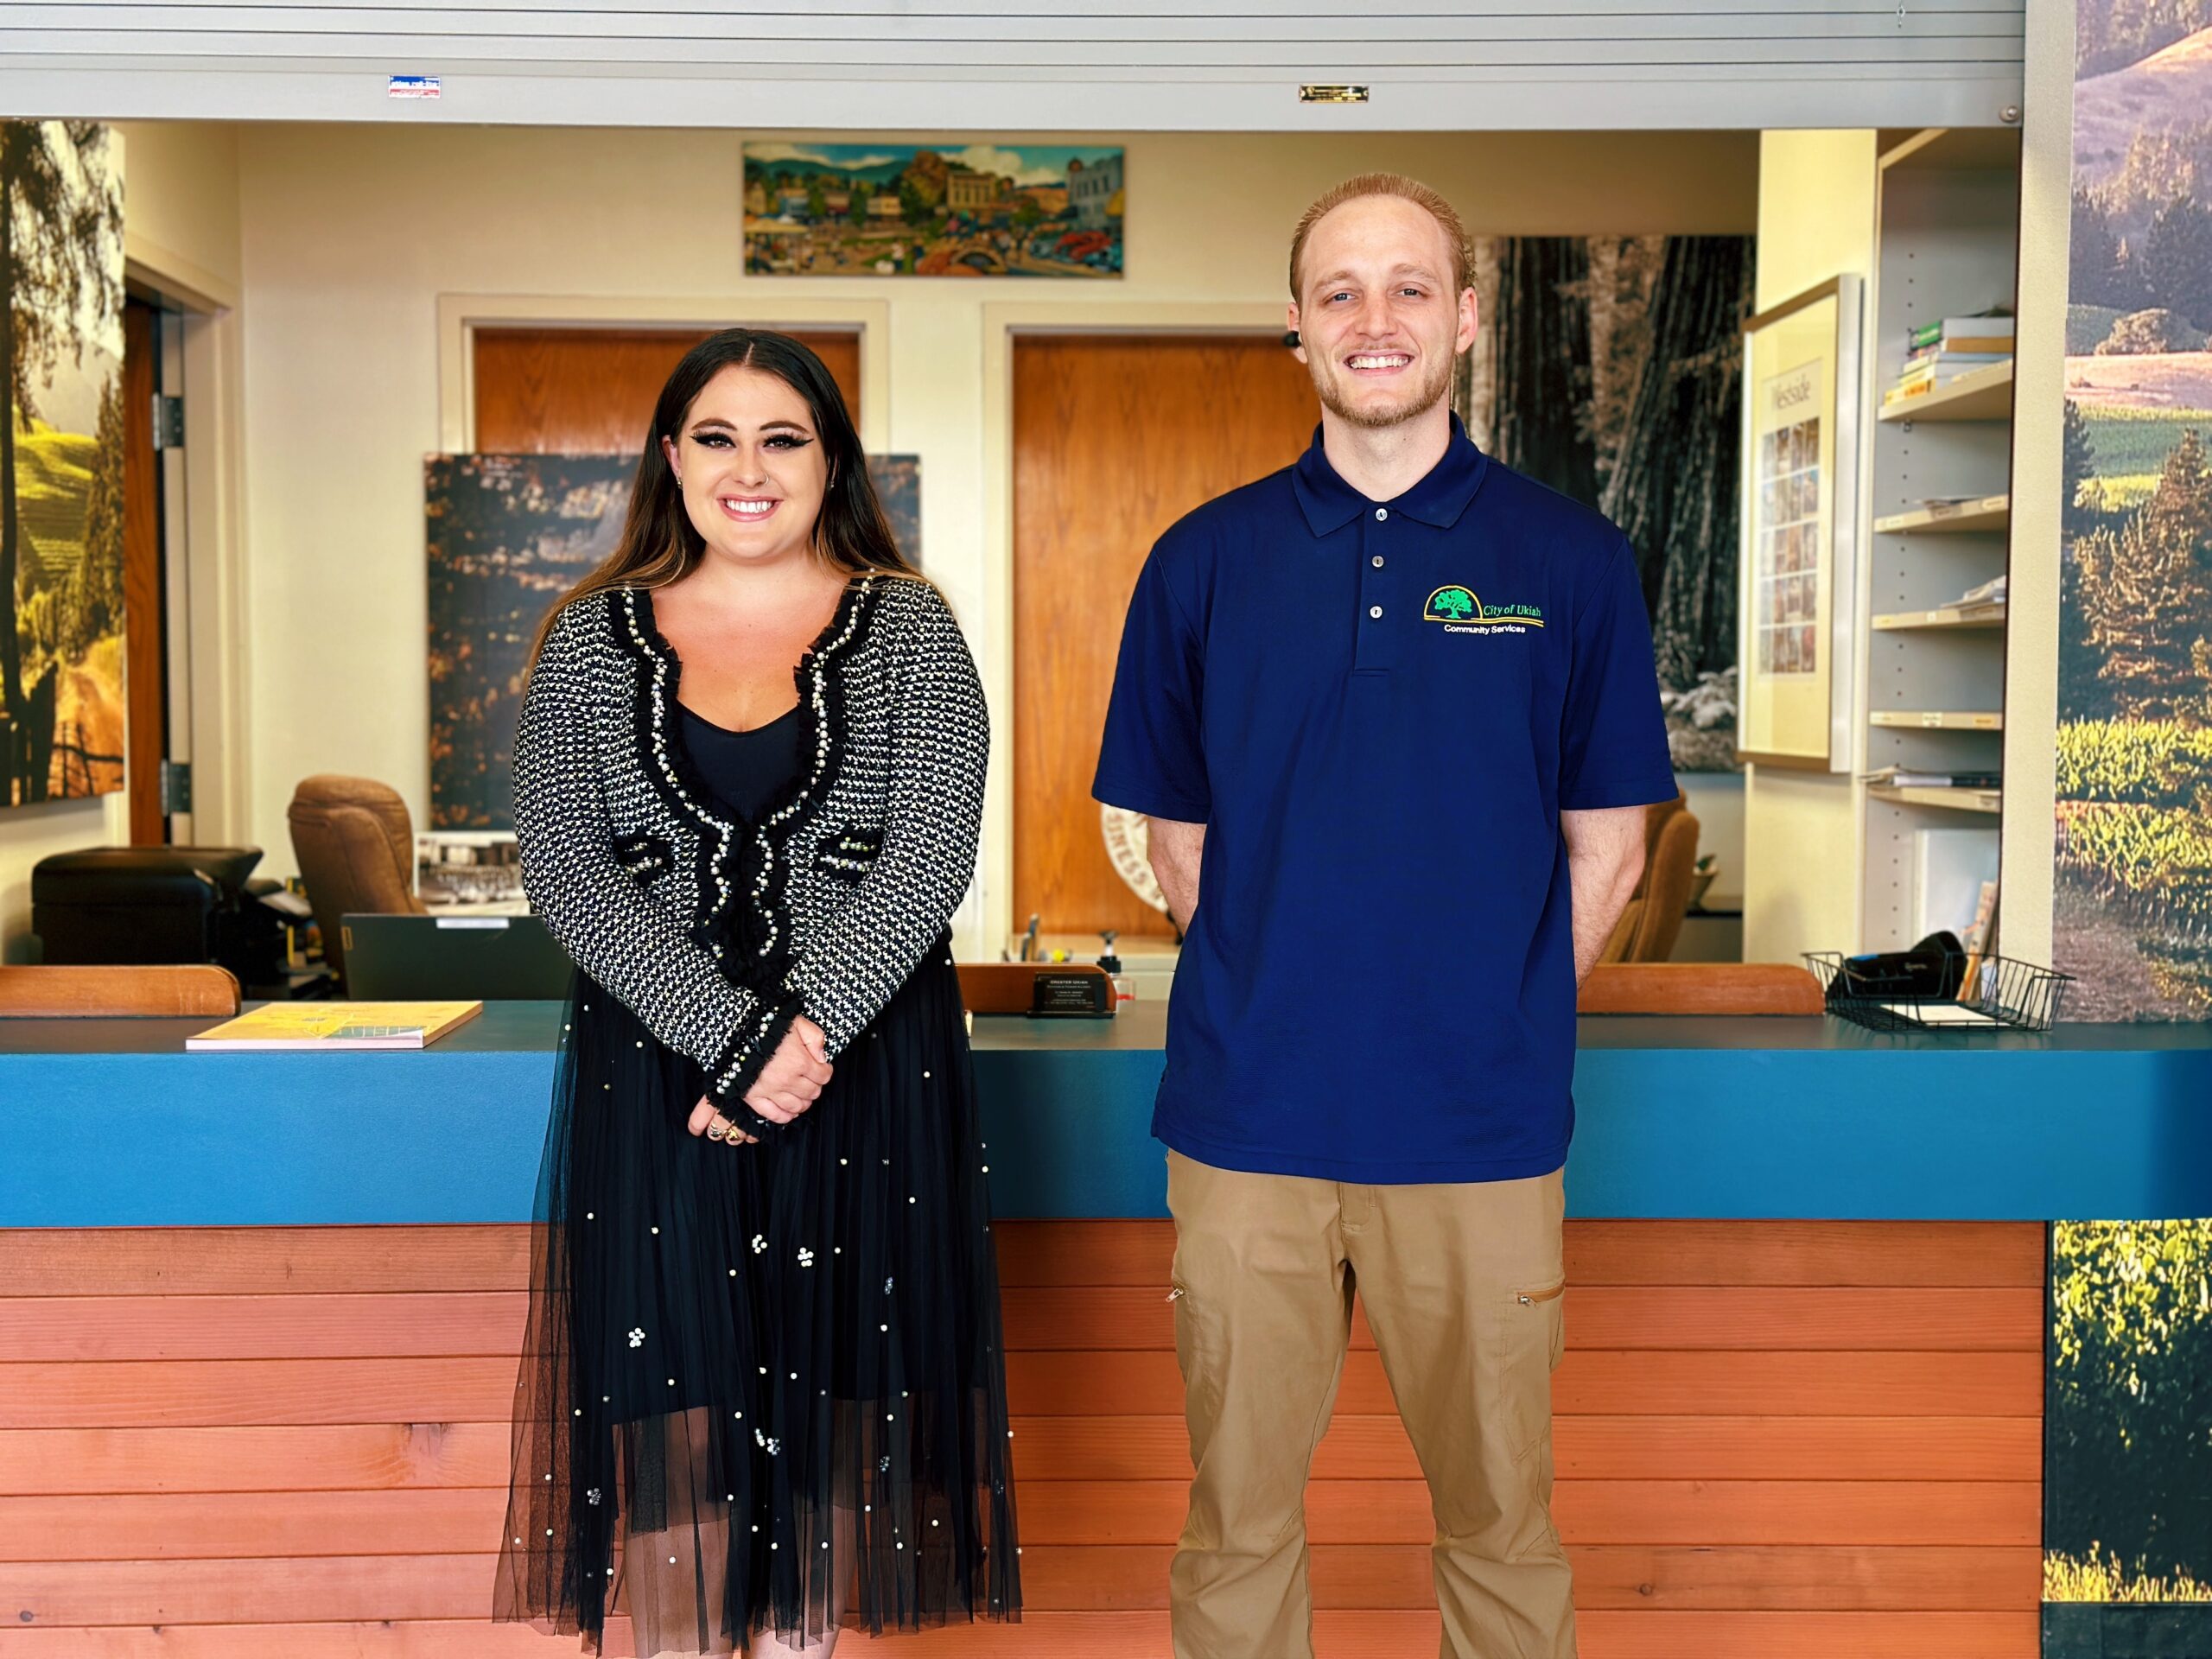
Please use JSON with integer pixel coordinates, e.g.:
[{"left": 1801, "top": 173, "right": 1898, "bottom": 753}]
[{"left": 186, "top": 1001, "right": 483, "bottom": 1052}]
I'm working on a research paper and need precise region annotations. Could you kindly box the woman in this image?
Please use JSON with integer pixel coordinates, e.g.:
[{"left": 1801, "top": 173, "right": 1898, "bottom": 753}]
[{"left": 494, "top": 329, "right": 1020, "bottom": 1659}]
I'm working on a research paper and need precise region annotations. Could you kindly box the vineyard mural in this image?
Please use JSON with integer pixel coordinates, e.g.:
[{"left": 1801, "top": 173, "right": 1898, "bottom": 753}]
[
  {"left": 2, "top": 119, "right": 126, "bottom": 807},
  {"left": 2060, "top": 4, "right": 2212, "bottom": 1020},
  {"left": 2043, "top": 9, "right": 2212, "bottom": 1656},
  {"left": 1454, "top": 234, "right": 1754, "bottom": 771},
  {"left": 2046, "top": 1221, "right": 2212, "bottom": 1649}
]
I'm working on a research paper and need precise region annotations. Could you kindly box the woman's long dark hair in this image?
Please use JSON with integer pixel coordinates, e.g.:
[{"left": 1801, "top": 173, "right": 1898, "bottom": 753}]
[{"left": 531, "top": 328, "right": 919, "bottom": 666}]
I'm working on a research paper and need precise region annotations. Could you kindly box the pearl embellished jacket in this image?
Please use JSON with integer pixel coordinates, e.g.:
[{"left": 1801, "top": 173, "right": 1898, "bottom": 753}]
[{"left": 512, "top": 573, "right": 988, "bottom": 1112}]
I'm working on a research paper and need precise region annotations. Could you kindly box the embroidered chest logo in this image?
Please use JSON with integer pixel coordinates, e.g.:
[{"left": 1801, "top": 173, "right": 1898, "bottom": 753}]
[{"left": 1423, "top": 585, "right": 1545, "bottom": 634}]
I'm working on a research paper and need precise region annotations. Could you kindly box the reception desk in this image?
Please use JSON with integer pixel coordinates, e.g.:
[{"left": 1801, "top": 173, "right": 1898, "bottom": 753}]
[{"left": 6, "top": 1007, "right": 2211, "bottom": 1657}]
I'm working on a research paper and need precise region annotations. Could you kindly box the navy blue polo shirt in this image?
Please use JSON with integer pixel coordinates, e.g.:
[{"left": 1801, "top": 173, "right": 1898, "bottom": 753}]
[{"left": 1092, "top": 416, "right": 1677, "bottom": 1185}]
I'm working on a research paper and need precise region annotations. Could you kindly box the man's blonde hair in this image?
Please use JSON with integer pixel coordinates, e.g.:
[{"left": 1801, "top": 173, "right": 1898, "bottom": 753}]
[{"left": 1288, "top": 172, "right": 1471, "bottom": 302}]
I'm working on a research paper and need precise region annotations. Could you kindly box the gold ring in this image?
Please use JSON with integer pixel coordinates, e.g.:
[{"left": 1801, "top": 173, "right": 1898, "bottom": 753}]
[{"left": 705, "top": 1118, "right": 728, "bottom": 1141}]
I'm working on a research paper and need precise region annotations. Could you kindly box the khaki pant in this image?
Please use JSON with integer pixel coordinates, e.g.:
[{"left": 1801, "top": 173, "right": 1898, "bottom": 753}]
[{"left": 1165, "top": 1148, "right": 1573, "bottom": 1659}]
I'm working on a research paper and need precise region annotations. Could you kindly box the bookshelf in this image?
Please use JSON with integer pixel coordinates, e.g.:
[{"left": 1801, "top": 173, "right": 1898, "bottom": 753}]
[
  {"left": 1869, "top": 710, "right": 2004, "bottom": 731},
  {"left": 1867, "top": 785, "right": 2004, "bottom": 815},
  {"left": 1872, "top": 603, "right": 2007, "bottom": 632},
  {"left": 1877, "top": 360, "right": 2015, "bottom": 423},
  {"left": 1872, "top": 494, "right": 2009, "bottom": 536},
  {"left": 1859, "top": 126, "right": 2020, "bottom": 950}
]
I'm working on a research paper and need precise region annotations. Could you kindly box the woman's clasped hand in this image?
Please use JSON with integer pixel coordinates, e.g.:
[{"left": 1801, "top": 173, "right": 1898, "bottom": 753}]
[{"left": 686, "top": 1015, "right": 833, "bottom": 1144}]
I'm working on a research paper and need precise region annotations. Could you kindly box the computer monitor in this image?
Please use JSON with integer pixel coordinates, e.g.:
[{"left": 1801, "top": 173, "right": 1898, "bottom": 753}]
[{"left": 340, "top": 912, "right": 575, "bottom": 1001}]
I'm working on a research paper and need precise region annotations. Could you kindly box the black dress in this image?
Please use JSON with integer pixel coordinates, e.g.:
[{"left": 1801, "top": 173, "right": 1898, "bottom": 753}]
[{"left": 498, "top": 699, "right": 1021, "bottom": 1656}]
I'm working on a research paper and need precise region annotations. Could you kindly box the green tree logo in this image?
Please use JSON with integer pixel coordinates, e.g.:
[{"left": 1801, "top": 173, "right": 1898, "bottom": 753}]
[{"left": 1429, "top": 587, "right": 1476, "bottom": 621}]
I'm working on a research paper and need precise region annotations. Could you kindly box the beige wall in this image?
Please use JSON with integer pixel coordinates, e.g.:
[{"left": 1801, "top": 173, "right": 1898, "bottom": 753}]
[
  {"left": 1743, "top": 129, "right": 1877, "bottom": 965},
  {"left": 231, "top": 123, "right": 1756, "bottom": 955},
  {"left": 0, "top": 120, "right": 244, "bottom": 962}
]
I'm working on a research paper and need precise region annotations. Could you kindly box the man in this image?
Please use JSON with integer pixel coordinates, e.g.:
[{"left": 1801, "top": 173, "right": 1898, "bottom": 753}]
[{"left": 1091, "top": 174, "right": 1675, "bottom": 1659}]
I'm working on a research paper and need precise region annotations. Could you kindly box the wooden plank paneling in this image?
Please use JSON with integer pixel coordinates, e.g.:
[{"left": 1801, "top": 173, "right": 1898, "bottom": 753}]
[
  {"left": 990, "top": 1218, "right": 2048, "bottom": 1288},
  {"left": 0, "top": 1548, "right": 2035, "bottom": 1610},
  {"left": 1011, "top": 334, "right": 1318, "bottom": 941},
  {"left": 0, "top": 1294, "right": 527, "bottom": 1360},
  {"left": 0, "top": 1480, "right": 2039, "bottom": 1560},
  {"left": 0, "top": 1410, "right": 2040, "bottom": 1495},
  {"left": 1003, "top": 1349, "right": 2043, "bottom": 1419},
  {"left": 0, "top": 1284, "right": 2043, "bottom": 1360},
  {"left": 0, "top": 1610, "right": 2044, "bottom": 1659},
  {"left": 0, "top": 1219, "right": 2044, "bottom": 1659},
  {"left": 0, "top": 1224, "right": 532, "bottom": 1295},
  {"left": 0, "top": 1218, "right": 2044, "bottom": 1296},
  {"left": 473, "top": 327, "right": 864, "bottom": 455},
  {"left": 0, "top": 1424, "right": 512, "bottom": 1494},
  {"left": 0, "top": 1346, "right": 2044, "bottom": 1428},
  {"left": 0, "top": 1358, "right": 518, "bottom": 1428},
  {"left": 997, "top": 1285, "right": 2042, "bottom": 1351}
]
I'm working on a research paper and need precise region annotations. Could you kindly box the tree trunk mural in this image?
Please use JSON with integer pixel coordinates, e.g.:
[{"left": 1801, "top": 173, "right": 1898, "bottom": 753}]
[
  {"left": 1465, "top": 232, "right": 1752, "bottom": 770},
  {"left": 1602, "top": 235, "right": 1754, "bottom": 694},
  {"left": 1486, "top": 237, "right": 1599, "bottom": 510}
]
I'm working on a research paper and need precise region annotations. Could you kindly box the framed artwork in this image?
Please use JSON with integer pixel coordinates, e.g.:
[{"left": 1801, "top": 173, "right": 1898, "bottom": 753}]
[
  {"left": 1, "top": 120, "right": 125, "bottom": 807},
  {"left": 743, "top": 143, "right": 1122, "bottom": 277},
  {"left": 1736, "top": 275, "right": 1861, "bottom": 771}
]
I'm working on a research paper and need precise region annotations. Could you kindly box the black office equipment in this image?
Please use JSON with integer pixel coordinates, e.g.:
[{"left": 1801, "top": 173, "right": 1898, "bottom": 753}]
[
  {"left": 341, "top": 912, "right": 575, "bottom": 1001},
  {"left": 31, "top": 846, "right": 289, "bottom": 989}
]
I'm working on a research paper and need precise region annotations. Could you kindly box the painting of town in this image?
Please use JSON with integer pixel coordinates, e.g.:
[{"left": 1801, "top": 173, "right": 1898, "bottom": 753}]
[
  {"left": 426, "top": 452, "right": 921, "bottom": 830},
  {"left": 743, "top": 143, "right": 1123, "bottom": 277}
]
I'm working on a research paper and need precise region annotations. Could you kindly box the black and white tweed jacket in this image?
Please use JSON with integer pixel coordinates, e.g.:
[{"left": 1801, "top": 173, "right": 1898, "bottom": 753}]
[{"left": 512, "top": 572, "right": 988, "bottom": 1115}]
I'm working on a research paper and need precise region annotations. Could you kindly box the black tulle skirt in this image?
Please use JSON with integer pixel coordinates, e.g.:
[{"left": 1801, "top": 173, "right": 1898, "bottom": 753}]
[{"left": 493, "top": 940, "right": 1022, "bottom": 1654}]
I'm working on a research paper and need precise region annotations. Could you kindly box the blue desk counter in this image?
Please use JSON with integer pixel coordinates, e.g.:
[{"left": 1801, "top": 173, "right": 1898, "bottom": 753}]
[{"left": 4, "top": 1001, "right": 2210, "bottom": 1224}]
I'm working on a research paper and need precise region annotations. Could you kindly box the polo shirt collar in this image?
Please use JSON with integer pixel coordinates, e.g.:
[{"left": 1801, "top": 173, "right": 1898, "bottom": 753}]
[{"left": 1290, "top": 411, "right": 1491, "bottom": 537}]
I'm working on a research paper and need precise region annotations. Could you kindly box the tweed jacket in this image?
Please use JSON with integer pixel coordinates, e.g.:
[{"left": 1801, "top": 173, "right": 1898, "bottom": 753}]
[{"left": 512, "top": 572, "right": 988, "bottom": 1113}]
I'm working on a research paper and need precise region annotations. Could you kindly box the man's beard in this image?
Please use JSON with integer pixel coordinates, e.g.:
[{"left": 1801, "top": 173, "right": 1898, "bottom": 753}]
[{"left": 1313, "top": 350, "right": 1454, "bottom": 430}]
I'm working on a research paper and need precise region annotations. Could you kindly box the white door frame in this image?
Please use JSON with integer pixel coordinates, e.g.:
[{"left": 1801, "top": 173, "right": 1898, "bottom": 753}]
[{"left": 123, "top": 232, "right": 249, "bottom": 849}]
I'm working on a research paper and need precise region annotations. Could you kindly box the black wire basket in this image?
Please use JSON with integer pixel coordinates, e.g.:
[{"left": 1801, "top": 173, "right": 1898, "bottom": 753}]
[{"left": 1802, "top": 950, "right": 2074, "bottom": 1034}]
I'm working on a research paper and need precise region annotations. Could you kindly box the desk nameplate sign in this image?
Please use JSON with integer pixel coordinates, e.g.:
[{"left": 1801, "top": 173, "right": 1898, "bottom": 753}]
[{"left": 1029, "top": 972, "right": 1113, "bottom": 1019}]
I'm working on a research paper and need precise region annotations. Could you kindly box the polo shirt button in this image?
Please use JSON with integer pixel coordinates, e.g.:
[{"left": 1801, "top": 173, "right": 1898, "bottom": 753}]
[
  {"left": 1375, "top": 507, "right": 1389, "bottom": 521},
  {"left": 1371, "top": 556, "right": 1384, "bottom": 568},
  {"left": 1370, "top": 605, "right": 1383, "bottom": 620}
]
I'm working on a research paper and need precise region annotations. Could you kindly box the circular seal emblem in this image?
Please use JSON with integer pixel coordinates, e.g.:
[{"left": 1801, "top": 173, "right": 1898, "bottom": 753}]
[{"left": 1100, "top": 804, "right": 1170, "bottom": 915}]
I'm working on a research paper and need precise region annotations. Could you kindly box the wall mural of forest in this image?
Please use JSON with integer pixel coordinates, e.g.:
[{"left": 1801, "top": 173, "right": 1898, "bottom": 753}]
[
  {"left": 1456, "top": 233, "right": 1753, "bottom": 772},
  {"left": 1, "top": 120, "right": 126, "bottom": 808},
  {"left": 2044, "top": 7, "right": 2212, "bottom": 1656}
]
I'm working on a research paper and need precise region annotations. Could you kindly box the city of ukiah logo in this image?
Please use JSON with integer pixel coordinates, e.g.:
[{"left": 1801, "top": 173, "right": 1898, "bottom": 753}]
[{"left": 1423, "top": 585, "right": 1545, "bottom": 633}]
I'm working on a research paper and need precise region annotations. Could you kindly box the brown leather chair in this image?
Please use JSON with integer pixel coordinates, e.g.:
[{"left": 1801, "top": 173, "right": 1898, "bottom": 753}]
[
  {"left": 1596, "top": 791, "right": 1702, "bottom": 965},
  {"left": 287, "top": 775, "right": 425, "bottom": 991},
  {"left": 0, "top": 963, "right": 242, "bottom": 1017}
]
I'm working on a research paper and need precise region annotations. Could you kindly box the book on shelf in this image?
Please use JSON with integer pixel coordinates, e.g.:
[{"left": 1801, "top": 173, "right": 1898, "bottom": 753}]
[
  {"left": 1898, "top": 352, "right": 2012, "bottom": 383},
  {"left": 1862, "top": 766, "right": 2004, "bottom": 790},
  {"left": 1904, "top": 344, "right": 2012, "bottom": 367},
  {"left": 186, "top": 1001, "right": 483, "bottom": 1052},
  {"left": 1907, "top": 314, "right": 2015, "bottom": 351},
  {"left": 1884, "top": 353, "right": 2013, "bottom": 409}
]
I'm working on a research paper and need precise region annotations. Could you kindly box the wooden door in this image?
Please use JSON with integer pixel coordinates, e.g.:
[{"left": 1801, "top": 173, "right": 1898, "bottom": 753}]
[
  {"left": 472, "top": 327, "right": 862, "bottom": 454},
  {"left": 1013, "top": 334, "right": 1316, "bottom": 942},
  {"left": 121, "top": 299, "right": 164, "bottom": 846}
]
